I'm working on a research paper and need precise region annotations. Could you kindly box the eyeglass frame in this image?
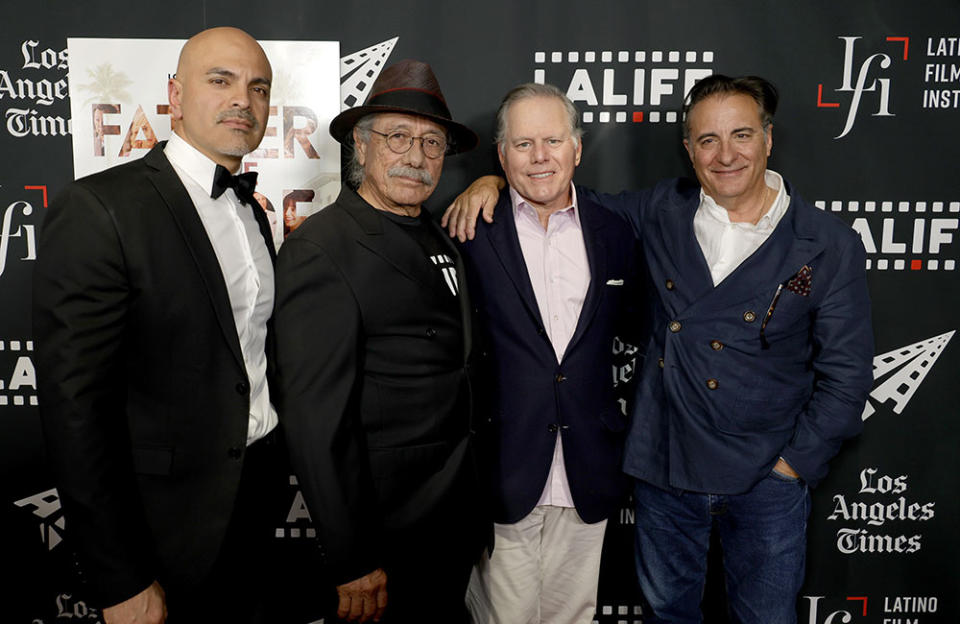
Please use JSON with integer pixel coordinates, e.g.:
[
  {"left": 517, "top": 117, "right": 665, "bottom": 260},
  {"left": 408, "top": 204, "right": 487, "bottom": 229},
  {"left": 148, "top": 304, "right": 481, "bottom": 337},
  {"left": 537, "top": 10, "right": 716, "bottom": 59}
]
[{"left": 368, "top": 128, "right": 450, "bottom": 159}]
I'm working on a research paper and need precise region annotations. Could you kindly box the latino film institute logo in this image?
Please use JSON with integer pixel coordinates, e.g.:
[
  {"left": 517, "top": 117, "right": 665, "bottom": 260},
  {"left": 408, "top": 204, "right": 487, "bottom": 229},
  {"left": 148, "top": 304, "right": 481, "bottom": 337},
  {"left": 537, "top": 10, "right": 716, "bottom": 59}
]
[
  {"left": 0, "top": 184, "right": 45, "bottom": 279},
  {"left": 816, "top": 35, "right": 907, "bottom": 139},
  {"left": 818, "top": 34, "right": 960, "bottom": 139}
]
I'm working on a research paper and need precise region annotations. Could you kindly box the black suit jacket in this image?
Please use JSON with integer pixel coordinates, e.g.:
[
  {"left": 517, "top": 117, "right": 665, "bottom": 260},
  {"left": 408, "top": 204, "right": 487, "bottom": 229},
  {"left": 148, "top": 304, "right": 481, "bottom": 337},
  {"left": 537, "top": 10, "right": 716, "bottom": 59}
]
[
  {"left": 274, "top": 187, "right": 486, "bottom": 585},
  {"left": 32, "top": 143, "right": 276, "bottom": 606},
  {"left": 460, "top": 188, "right": 644, "bottom": 524}
]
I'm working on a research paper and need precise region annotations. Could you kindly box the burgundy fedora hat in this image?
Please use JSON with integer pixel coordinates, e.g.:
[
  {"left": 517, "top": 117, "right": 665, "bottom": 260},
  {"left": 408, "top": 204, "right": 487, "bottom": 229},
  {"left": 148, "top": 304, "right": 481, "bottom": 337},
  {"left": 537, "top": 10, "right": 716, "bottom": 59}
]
[{"left": 329, "top": 59, "right": 478, "bottom": 155}]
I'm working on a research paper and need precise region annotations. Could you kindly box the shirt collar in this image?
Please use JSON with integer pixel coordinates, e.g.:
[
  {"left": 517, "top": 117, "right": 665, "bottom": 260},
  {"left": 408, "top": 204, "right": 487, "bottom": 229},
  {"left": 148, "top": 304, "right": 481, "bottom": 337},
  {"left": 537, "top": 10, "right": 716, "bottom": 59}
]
[
  {"left": 164, "top": 132, "right": 226, "bottom": 196},
  {"left": 698, "top": 169, "right": 790, "bottom": 231},
  {"left": 509, "top": 181, "right": 581, "bottom": 228}
]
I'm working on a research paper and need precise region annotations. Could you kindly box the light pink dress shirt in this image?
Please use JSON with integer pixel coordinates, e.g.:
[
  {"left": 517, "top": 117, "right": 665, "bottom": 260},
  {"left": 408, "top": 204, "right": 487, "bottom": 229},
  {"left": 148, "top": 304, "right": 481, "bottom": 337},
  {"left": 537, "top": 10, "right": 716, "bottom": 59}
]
[{"left": 510, "top": 183, "right": 590, "bottom": 509}]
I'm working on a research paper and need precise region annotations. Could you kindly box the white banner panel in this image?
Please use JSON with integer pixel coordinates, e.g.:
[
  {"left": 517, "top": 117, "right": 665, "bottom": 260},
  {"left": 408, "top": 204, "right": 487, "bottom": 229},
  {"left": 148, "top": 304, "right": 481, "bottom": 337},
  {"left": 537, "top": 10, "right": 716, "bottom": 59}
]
[{"left": 67, "top": 38, "right": 341, "bottom": 248}]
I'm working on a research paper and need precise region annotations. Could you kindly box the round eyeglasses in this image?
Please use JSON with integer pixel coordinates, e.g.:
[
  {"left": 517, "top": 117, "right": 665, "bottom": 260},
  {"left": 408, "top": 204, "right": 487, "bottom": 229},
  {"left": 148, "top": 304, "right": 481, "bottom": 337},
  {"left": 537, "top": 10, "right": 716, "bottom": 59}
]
[{"left": 369, "top": 129, "right": 448, "bottom": 159}]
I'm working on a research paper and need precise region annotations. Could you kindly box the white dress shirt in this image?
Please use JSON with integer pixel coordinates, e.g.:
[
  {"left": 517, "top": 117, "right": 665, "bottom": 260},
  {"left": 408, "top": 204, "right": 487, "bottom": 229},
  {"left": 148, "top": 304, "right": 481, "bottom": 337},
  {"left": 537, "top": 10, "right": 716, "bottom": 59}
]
[
  {"left": 694, "top": 170, "right": 791, "bottom": 286},
  {"left": 165, "top": 133, "right": 277, "bottom": 445},
  {"left": 511, "top": 183, "right": 590, "bottom": 509}
]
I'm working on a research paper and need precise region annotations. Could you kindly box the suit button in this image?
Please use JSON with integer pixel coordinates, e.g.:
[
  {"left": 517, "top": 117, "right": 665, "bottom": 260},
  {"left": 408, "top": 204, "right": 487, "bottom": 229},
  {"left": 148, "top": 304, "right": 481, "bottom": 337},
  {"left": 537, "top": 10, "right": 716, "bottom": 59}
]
[
  {"left": 426, "top": 327, "right": 438, "bottom": 337},
  {"left": 710, "top": 340, "right": 724, "bottom": 351},
  {"left": 236, "top": 382, "right": 249, "bottom": 394},
  {"left": 665, "top": 279, "right": 675, "bottom": 290},
  {"left": 537, "top": 326, "right": 546, "bottom": 336},
  {"left": 706, "top": 378, "right": 719, "bottom": 390},
  {"left": 547, "top": 424, "right": 559, "bottom": 433},
  {"left": 228, "top": 446, "right": 243, "bottom": 459},
  {"left": 555, "top": 373, "right": 566, "bottom": 383},
  {"left": 743, "top": 311, "right": 757, "bottom": 323},
  {"left": 669, "top": 321, "right": 682, "bottom": 333},
  {"left": 658, "top": 357, "right": 665, "bottom": 368}
]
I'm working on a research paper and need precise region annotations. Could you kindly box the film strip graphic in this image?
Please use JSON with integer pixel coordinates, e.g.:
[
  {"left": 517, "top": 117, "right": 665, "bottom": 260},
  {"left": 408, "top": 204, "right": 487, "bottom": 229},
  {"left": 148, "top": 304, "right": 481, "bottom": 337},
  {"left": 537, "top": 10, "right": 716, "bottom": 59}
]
[
  {"left": 13, "top": 488, "right": 64, "bottom": 551},
  {"left": 275, "top": 474, "right": 318, "bottom": 539},
  {"left": 533, "top": 48, "right": 715, "bottom": 124},
  {"left": 340, "top": 37, "right": 398, "bottom": 110},
  {"left": 861, "top": 330, "right": 955, "bottom": 420},
  {"left": 0, "top": 339, "right": 37, "bottom": 407},
  {"left": 815, "top": 199, "right": 959, "bottom": 271},
  {"left": 593, "top": 604, "right": 643, "bottom": 624}
]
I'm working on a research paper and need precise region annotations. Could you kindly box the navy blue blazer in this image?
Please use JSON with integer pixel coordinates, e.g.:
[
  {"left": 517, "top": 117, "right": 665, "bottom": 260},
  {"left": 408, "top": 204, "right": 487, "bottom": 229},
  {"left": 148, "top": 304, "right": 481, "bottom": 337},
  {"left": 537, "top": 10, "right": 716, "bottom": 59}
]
[
  {"left": 460, "top": 188, "right": 644, "bottom": 524},
  {"left": 586, "top": 177, "right": 873, "bottom": 493}
]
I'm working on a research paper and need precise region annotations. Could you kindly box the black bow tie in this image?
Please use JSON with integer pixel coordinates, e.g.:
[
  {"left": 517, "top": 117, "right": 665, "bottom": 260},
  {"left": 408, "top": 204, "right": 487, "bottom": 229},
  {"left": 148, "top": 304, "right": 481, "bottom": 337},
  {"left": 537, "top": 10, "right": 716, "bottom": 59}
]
[{"left": 211, "top": 164, "right": 258, "bottom": 204}]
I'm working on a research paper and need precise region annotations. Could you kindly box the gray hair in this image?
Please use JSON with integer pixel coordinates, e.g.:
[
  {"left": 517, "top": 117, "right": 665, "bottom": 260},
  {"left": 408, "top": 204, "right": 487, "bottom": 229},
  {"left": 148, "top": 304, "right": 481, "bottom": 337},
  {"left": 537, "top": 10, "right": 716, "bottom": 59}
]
[
  {"left": 494, "top": 82, "right": 582, "bottom": 148},
  {"left": 346, "top": 114, "right": 378, "bottom": 188}
]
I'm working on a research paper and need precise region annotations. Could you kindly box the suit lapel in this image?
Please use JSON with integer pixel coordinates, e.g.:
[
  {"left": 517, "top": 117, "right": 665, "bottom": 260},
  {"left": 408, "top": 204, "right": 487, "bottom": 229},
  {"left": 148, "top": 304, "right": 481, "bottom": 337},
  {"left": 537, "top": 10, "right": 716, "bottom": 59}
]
[
  {"left": 655, "top": 194, "right": 714, "bottom": 315},
  {"left": 248, "top": 197, "right": 277, "bottom": 264},
  {"left": 431, "top": 219, "right": 473, "bottom": 360},
  {"left": 686, "top": 196, "right": 826, "bottom": 316},
  {"left": 339, "top": 188, "right": 473, "bottom": 358},
  {"left": 484, "top": 192, "right": 544, "bottom": 326},
  {"left": 565, "top": 195, "right": 605, "bottom": 354},
  {"left": 340, "top": 191, "right": 438, "bottom": 291},
  {"left": 142, "top": 144, "right": 246, "bottom": 371}
]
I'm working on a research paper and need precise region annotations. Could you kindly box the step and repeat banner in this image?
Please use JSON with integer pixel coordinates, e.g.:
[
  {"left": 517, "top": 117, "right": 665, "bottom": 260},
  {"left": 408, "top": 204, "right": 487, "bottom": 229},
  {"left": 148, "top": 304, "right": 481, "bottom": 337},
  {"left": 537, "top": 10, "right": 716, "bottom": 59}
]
[{"left": 1, "top": 2, "right": 958, "bottom": 622}]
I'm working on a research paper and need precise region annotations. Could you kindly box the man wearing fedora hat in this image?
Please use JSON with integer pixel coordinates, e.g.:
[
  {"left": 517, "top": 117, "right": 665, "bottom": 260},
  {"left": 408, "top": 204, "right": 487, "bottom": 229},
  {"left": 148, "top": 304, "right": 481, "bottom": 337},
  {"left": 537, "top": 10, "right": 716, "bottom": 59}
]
[{"left": 274, "top": 60, "right": 488, "bottom": 623}]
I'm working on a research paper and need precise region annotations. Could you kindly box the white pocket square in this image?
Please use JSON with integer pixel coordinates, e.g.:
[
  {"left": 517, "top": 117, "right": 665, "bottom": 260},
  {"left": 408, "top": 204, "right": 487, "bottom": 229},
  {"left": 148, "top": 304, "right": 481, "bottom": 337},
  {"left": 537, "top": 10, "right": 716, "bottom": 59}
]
[{"left": 606, "top": 279, "right": 624, "bottom": 286}]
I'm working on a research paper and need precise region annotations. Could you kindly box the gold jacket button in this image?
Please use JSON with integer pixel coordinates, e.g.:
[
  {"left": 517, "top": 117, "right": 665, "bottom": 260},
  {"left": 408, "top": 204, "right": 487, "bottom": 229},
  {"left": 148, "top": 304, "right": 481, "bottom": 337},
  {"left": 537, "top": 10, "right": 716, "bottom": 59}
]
[
  {"left": 665, "top": 279, "right": 675, "bottom": 290},
  {"left": 710, "top": 340, "right": 723, "bottom": 351},
  {"left": 706, "top": 378, "right": 719, "bottom": 390},
  {"left": 658, "top": 357, "right": 665, "bottom": 369},
  {"left": 669, "top": 320, "right": 682, "bottom": 333},
  {"left": 743, "top": 311, "right": 757, "bottom": 323}
]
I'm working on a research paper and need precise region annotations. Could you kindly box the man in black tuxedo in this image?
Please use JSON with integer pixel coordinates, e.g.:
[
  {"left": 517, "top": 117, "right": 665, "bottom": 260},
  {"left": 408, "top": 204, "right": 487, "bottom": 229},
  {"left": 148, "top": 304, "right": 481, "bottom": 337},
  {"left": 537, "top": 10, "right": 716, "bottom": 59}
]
[
  {"left": 33, "top": 27, "right": 285, "bottom": 624},
  {"left": 274, "top": 60, "right": 488, "bottom": 624}
]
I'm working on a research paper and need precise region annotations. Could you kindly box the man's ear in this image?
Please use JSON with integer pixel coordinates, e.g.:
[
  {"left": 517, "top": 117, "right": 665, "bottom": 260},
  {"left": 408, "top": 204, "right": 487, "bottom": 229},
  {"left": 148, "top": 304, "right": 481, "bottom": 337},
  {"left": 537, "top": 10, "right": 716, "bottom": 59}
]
[
  {"left": 168, "top": 78, "right": 184, "bottom": 120},
  {"left": 353, "top": 127, "right": 367, "bottom": 166}
]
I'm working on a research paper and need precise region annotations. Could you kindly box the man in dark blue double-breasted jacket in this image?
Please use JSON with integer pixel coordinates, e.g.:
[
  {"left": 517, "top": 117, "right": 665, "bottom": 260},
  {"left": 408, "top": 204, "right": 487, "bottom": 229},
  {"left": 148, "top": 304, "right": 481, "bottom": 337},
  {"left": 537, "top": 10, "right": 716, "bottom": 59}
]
[{"left": 444, "top": 74, "right": 873, "bottom": 624}]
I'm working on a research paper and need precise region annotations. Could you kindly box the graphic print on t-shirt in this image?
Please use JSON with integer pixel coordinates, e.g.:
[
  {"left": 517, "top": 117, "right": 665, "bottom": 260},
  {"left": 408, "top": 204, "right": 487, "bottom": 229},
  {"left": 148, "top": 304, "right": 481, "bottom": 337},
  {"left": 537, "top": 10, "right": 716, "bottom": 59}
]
[{"left": 430, "top": 254, "right": 459, "bottom": 296}]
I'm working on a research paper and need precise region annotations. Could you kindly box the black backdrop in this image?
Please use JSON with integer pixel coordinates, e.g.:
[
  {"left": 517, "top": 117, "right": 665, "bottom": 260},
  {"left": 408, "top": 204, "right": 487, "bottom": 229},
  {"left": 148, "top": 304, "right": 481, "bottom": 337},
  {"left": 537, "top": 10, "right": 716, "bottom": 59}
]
[{"left": 2, "top": 2, "right": 959, "bottom": 622}]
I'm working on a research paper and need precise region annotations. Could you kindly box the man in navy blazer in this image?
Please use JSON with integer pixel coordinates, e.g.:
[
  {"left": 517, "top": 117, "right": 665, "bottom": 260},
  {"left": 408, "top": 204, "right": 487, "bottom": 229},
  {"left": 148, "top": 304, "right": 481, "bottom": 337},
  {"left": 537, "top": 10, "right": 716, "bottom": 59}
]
[
  {"left": 445, "top": 75, "right": 872, "bottom": 624},
  {"left": 459, "top": 83, "right": 642, "bottom": 624}
]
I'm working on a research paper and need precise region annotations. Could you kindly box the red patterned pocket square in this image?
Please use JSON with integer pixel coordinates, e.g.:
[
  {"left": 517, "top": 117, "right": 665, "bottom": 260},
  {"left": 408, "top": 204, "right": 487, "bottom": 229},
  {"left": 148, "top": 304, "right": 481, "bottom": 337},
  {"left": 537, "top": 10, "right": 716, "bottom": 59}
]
[{"left": 785, "top": 265, "right": 812, "bottom": 296}]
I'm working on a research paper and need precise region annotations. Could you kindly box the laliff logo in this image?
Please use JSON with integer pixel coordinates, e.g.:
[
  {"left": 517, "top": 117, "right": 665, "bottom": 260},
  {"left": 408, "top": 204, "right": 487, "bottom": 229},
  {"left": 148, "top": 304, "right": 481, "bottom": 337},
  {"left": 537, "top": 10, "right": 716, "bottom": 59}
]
[
  {"left": 815, "top": 198, "right": 958, "bottom": 273},
  {"left": 13, "top": 488, "right": 65, "bottom": 551},
  {"left": 861, "top": 330, "right": 954, "bottom": 421},
  {"left": 817, "top": 35, "right": 908, "bottom": 139},
  {"left": 0, "top": 339, "right": 38, "bottom": 407},
  {"left": 532, "top": 47, "right": 715, "bottom": 125},
  {"left": 0, "top": 185, "right": 45, "bottom": 279}
]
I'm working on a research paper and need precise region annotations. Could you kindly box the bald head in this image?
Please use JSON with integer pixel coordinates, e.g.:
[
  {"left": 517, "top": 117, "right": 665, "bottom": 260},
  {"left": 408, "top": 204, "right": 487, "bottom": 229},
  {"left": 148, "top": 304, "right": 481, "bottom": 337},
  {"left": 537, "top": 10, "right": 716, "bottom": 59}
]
[{"left": 168, "top": 27, "right": 272, "bottom": 171}]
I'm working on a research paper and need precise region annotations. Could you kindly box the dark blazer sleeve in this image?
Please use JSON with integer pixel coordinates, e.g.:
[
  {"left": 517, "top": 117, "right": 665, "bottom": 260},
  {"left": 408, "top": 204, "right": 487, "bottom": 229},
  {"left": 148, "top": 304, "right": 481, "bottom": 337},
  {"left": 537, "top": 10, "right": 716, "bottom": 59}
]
[
  {"left": 576, "top": 184, "right": 654, "bottom": 239},
  {"left": 273, "top": 233, "right": 382, "bottom": 585},
  {"left": 780, "top": 229, "right": 873, "bottom": 485},
  {"left": 32, "top": 183, "right": 157, "bottom": 606}
]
